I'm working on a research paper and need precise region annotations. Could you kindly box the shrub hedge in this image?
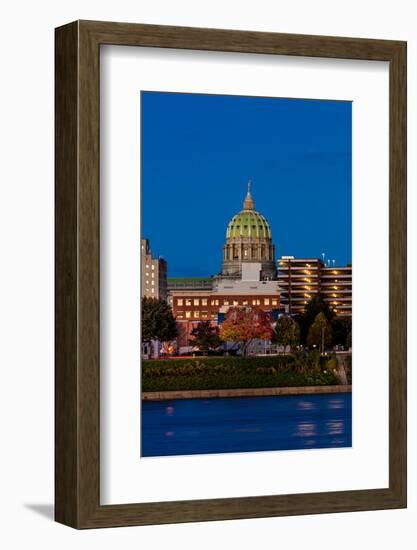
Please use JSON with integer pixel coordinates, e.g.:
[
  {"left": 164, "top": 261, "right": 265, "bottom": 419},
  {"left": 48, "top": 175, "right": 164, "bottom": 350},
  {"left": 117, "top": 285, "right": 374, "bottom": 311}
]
[{"left": 142, "top": 353, "right": 340, "bottom": 392}]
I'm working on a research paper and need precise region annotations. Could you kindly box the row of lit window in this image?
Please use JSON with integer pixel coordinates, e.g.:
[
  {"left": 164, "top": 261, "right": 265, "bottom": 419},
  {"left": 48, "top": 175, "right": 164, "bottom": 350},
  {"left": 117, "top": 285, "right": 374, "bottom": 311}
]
[
  {"left": 176, "top": 311, "right": 211, "bottom": 319},
  {"left": 175, "top": 297, "right": 279, "bottom": 307},
  {"left": 176, "top": 298, "right": 209, "bottom": 306}
]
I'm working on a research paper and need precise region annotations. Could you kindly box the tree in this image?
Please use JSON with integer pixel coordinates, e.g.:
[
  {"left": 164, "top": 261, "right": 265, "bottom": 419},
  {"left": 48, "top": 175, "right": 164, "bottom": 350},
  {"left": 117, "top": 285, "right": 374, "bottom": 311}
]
[
  {"left": 141, "top": 297, "right": 178, "bottom": 343},
  {"left": 272, "top": 315, "right": 300, "bottom": 352},
  {"left": 307, "top": 312, "right": 333, "bottom": 353},
  {"left": 346, "top": 330, "right": 352, "bottom": 350},
  {"left": 219, "top": 306, "right": 273, "bottom": 356},
  {"left": 189, "top": 321, "right": 223, "bottom": 353},
  {"left": 331, "top": 317, "right": 352, "bottom": 348},
  {"left": 296, "top": 294, "right": 335, "bottom": 345}
]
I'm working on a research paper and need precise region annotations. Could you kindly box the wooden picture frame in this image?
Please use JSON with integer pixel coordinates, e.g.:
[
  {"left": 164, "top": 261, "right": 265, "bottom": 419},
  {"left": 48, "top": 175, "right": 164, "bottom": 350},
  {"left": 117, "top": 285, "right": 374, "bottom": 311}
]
[{"left": 55, "top": 20, "right": 407, "bottom": 528}]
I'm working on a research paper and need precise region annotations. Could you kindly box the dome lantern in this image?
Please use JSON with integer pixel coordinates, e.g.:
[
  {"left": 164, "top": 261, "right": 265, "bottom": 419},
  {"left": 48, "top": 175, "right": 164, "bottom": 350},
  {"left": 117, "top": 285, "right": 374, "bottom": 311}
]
[{"left": 243, "top": 178, "right": 255, "bottom": 211}]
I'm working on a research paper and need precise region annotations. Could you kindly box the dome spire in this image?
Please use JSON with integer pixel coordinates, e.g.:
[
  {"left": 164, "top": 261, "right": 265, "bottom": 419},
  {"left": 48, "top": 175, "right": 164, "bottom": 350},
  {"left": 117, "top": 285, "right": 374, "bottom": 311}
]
[{"left": 243, "top": 177, "right": 255, "bottom": 210}]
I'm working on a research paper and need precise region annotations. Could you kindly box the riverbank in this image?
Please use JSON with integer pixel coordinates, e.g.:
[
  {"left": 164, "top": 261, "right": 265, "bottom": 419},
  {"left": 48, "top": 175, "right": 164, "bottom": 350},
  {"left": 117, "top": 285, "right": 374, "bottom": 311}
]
[
  {"left": 142, "top": 384, "right": 352, "bottom": 401},
  {"left": 142, "top": 353, "right": 350, "bottom": 393}
]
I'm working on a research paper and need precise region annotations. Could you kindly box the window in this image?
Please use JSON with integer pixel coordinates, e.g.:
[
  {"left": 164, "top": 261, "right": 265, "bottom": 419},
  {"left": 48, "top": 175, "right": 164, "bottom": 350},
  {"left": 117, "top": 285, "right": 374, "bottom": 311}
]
[
  {"left": 177, "top": 298, "right": 183, "bottom": 306},
  {"left": 194, "top": 311, "right": 200, "bottom": 318},
  {"left": 194, "top": 299, "right": 199, "bottom": 306},
  {"left": 202, "top": 298, "right": 208, "bottom": 306},
  {"left": 177, "top": 311, "right": 184, "bottom": 319},
  {"left": 233, "top": 300, "right": 239, "bottom": 306},
  {"left": 223, "top": 300, "right": 229, "bottom": 306},
  {"left": 185, "top": 311, "right": 191, "bottom": 319},
  {"left": 211, "top": 299, "right": 219, "bottom": 306},
  {"left": 202, "top": 311, "right": 208, "bottom": 318},
  {"left": 186, "top": 299, "right": 192, "bottom": 306},
  {"left": 272, "top": 299, "right": 278, "bottom": 306},
  {"left": 264, "top": 298, "right": 270, "bottom": 305},
  {"left": 151, "top": 265, "right": 155, "bottom": 270},
  {"left": 242, "top": 300, "right": 248, "bottom": 305}
]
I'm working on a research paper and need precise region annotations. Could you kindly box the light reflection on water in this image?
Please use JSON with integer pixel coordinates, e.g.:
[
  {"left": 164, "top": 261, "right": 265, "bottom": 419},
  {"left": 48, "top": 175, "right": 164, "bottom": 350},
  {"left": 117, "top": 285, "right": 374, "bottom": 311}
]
[
  {"left": 297, "top": 400, "right": 315, "bottom": 410},
  {"left": 295, "top": 421, "right": 317, "bottom": 437},
  {"left": 142, "top": 393, "right": 352, "bottom": 457},
  {"left": 327, "top": 420, "right": 344, "bottom": 435},
  {"left": 328, "top": 399, "right": 344, "bottom": 409}
]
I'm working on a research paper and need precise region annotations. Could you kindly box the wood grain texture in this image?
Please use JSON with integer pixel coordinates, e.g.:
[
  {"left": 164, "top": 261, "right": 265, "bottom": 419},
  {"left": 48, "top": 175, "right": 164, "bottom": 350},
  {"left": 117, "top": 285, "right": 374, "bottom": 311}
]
[
  {"left": 55, "top": 20, "right": 407, "bottom": 529},
  {"left": 55, "top": 21, "right": 79, "bottom": 527}
]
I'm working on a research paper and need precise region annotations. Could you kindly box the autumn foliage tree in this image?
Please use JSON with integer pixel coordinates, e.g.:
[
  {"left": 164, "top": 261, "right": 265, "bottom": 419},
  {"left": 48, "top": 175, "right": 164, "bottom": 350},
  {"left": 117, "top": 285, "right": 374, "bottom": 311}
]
[{"left": 219, "top": 306, "right": 273, "bottom": 356}]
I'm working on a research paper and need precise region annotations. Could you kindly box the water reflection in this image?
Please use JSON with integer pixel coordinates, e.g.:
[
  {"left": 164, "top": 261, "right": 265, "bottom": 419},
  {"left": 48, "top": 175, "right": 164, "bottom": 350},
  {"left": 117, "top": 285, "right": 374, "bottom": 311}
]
[
  {"left": 328, "top": 399, "right": 344, "bottom": 409},
  {"left": 142, "top": 393, "right": 352, "bottom": 457},
  {"left": 327, "top": 420, "right": 344, "bottom": 435},
  {"left": 295, "top": 421, "right": 317, "bottom": 437},
  {"left": 297, "top": 400, "right": 315, "bottom": 410}
]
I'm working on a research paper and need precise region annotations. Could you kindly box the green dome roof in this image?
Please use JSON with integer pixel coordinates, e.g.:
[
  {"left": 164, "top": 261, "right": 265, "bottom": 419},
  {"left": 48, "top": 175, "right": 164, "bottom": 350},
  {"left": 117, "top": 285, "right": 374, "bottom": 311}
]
[
  {"left": 226, "top": 210, "right": 271, "bottom": 239},
  {"left": 226, "top": 179, "right": 272, "bottom": 239}
]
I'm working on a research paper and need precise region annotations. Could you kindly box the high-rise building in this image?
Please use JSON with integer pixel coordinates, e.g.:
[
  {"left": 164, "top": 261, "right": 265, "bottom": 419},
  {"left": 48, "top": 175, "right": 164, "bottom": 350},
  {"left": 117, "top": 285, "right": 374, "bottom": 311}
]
[
  {"left": 320, "top": 264, "right": 352, "bottom": 317},
  {"left": 141, "top": 239, "right": 167, "bottom": 300},
  {"left": 277, "top": 256, "right": 351, "bottom": 317}
]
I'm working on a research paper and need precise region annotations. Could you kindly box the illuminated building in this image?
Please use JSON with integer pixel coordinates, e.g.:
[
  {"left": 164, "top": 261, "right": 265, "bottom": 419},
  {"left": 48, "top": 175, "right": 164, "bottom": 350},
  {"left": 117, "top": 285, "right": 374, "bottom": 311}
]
[
  {"left": 221, "top": 179, "right": 277, "bottom": 279},
  {"left": 277, "top": 256, "right": 352, "bottom": 317},
  {"left": 168, "top": 182, "right": 280, "bottom": 349},
  {"left": 163, "top": 182, "right": 352, "bottom": 352},
  {"left": 141, "top": 239, "right": 167, "bottom": 300}
]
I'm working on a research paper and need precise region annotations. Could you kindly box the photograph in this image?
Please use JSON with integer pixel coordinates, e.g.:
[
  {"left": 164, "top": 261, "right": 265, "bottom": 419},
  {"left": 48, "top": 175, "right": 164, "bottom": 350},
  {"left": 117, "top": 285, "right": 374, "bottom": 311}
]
[{"left": 140, "top": 91, "right": 352, "bottom": 458}]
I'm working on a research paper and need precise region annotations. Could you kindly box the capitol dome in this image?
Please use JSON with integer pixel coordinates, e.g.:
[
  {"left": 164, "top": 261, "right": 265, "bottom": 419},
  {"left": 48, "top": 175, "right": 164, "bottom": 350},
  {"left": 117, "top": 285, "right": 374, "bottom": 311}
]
[
  {"left": 221, "top": 180, "right": 277, "bottom": 279},
  {"left": 226, "top": 210, "right": 271, "bottom": 240}
]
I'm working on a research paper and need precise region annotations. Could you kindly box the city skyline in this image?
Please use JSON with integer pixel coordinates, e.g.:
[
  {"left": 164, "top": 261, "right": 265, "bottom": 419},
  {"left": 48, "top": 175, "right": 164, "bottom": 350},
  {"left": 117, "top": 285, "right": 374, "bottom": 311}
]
[{"left": 141, "top": 91, "right": 352, "bottom": 277}]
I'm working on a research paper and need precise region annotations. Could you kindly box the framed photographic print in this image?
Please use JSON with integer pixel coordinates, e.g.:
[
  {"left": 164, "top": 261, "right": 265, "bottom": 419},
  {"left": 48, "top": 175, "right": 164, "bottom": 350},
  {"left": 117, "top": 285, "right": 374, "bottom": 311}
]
[{"left": 55, "top": 20, "right": 406, "bottom": 528}]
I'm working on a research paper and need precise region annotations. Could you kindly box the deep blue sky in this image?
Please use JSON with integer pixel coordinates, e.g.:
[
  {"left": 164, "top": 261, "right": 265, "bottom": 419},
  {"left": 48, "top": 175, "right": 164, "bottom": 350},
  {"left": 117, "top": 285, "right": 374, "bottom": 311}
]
[{"left": 141, "top": 92, "right": 352, "bottom": 277}]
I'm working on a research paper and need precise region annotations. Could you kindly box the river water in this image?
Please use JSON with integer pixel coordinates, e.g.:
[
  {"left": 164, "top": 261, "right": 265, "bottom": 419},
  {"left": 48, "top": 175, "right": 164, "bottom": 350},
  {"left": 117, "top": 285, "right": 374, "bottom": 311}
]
[{"left": 141, "top": 393, "right": 352, "bottom": 457}]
